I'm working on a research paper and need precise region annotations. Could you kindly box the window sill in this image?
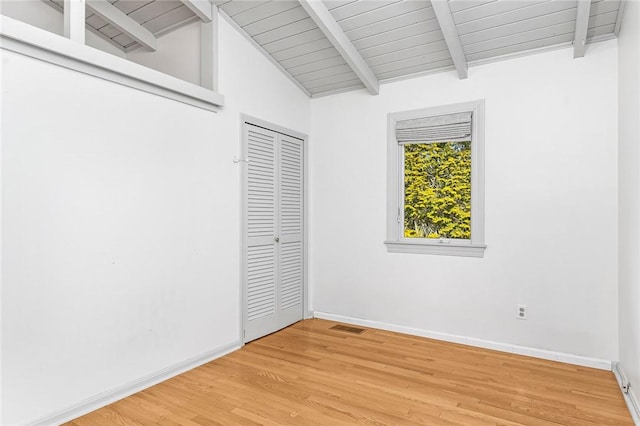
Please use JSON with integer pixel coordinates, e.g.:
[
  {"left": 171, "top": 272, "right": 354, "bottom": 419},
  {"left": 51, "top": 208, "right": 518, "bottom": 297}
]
[
  {"left": 0, "top": 16, "right": 224, "bottom": 112},
  {"left": 384, "top": 241, "right": 486, "bottom": 257}
]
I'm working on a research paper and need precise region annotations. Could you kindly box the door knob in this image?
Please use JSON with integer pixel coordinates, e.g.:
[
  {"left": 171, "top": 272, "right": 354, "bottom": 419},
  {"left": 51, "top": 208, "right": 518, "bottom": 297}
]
[{"left": 275, "top": 237, "right": 280, "bottom": 242}]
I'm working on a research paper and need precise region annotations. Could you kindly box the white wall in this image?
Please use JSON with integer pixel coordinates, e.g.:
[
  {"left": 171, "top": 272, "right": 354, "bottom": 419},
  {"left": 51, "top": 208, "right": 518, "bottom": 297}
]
[
  {"left": 1, "top": 17, "right": 310, "bottom": 426},
  {"left": 618, "top": 0, "right": 640, "bottom": 413},
  {"left": 310, "top": 41, "right": 619, "bottom": 361},
  {"left": 127, "top": 22, "right": 200, "bottom": 85},
  {"left": 0, "top": 1, "right": 629, "bottom": 422}
]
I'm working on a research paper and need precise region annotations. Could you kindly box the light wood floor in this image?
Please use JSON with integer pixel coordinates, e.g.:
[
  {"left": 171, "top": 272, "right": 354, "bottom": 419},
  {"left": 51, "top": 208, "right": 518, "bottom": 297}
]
[{"left": 67, "top": 319, "right": 633, "bottom": 425}]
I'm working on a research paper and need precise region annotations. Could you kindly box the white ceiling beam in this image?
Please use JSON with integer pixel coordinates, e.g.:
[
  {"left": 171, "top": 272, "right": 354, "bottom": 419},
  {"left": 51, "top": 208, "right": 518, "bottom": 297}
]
[
  {"left": 86, "top": 0, "right": 156, "bottom": 51},
  {"left": 431, "top": 0, "right": 468, "bottom": 79},
  {"left": 43, "top": 0, "right": 125, "bottom": 51},
  {"left": 573, "top": 0, "right": 591, "bottom": 58},
  {"left": 63, "top": 0, "right": 85, "bottom": 44},
  {"left": 181, "top": 0, "right": 213, "bottom": 23},
  {"left": 299, "top": 0, "right": 379, "bottom": 95},
  {"left": 200, "top": 6, "right": 218, "bottom": 91},
  {"left": 614, "top": 0, "right": 626, "bottom": 36}
]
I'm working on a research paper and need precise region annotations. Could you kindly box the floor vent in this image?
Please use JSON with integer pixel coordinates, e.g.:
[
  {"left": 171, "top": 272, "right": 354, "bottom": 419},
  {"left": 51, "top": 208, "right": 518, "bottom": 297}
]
[{"left": 330, "top": 324, "right": 366, "bottom": 334}]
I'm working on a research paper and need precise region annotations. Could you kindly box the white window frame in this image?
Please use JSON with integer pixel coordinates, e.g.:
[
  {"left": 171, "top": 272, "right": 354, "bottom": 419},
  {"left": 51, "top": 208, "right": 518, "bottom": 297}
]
[{"left": 385, "top": 100, "right": 486, "bottom": 257}]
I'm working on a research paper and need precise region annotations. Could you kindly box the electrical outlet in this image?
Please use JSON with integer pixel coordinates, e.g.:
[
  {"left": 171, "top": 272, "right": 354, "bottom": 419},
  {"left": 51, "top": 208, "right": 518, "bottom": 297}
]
[{"left": 517, "top": 304, "right": 527, "bottom": 320}]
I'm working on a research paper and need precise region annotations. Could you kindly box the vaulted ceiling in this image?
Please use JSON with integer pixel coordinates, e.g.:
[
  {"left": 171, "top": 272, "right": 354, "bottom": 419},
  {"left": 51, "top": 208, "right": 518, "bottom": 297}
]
[
  {"left": 217, "top": 0, "right": 624, "bottom": 97},
  {"left": 44, "top": 0, "right": 626, "bottom": 98}
]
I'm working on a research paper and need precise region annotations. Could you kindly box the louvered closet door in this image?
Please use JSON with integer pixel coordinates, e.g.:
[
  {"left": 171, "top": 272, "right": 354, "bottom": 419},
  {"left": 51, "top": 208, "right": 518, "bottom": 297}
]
[
  {"left": 277, "top": 134, "right": 304, "bottom": 328},
  {"left": 243, "top": 123, "right": 304, "bottom": 342},
  {"left": 245, "top": 125, "right": 278, "bottom": 341}
]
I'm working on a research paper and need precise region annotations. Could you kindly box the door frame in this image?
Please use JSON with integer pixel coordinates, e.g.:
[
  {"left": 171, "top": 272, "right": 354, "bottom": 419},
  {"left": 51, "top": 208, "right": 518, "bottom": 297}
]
[{"left": 239, "top": 114, "right": 310, "bottom": 344}]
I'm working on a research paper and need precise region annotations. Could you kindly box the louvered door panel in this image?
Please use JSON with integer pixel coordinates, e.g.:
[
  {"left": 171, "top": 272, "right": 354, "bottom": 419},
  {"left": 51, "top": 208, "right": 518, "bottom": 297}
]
[
  {"left": 247, "top": 244, "right": 276, "bottom": 320},
  {"left": 278, "top": 135, "right": 304, "bottom": 328},
  {"left": 244, "top": 125, "right": 278, "bottom": 341},
  {"left": 280, "top": 136, "right": 303, "bottom": 236},
  {"left": 280, "top": 241, "right": 302, "bottom": 310},
  {"left": 247, "top": 129, "right": 276, "bottom": 239}
]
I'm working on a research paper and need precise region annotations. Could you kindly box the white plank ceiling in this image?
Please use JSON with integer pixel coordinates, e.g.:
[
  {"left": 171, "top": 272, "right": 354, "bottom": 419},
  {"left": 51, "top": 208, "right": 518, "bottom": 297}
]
[
  {"left": 218, "top": 0, "right": 624, "bottom": 97},
  {"left": 222, "top": 1, "right": 366, "bottom": 94},
  {"left": 43, "top": 0, "right": 625, "bottom": 97}
]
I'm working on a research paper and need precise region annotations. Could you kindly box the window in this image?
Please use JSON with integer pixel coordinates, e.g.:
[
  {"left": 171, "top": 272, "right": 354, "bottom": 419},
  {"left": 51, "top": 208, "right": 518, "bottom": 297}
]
[{"left": 385, "top": 100, "right": 486, "bottom": 257}]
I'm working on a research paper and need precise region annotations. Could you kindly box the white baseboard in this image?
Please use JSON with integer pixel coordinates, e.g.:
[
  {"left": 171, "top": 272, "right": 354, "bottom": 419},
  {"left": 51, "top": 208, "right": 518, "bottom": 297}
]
[
  {"left": 313, "top": 312, "right": 612, "bottom": 371},
  {"left": 27, "top": 340, "right": 242, "bottom": 426},
  {"left": 627, "top": 388, "right": 640, "bottom": 426},
  {"left": 613, "top": 362, "right": 640, "bottom": 425}
]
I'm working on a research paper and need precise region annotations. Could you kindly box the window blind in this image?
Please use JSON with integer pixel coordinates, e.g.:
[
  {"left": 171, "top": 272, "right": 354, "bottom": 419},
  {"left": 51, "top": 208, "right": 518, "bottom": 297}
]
[{"left": 396, "top": 112, "right": 472, "bottom": 143}]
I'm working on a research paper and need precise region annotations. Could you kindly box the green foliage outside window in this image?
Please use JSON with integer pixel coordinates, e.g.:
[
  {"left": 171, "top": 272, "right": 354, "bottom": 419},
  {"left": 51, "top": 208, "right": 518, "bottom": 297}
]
[{"left": 404, "top": 141, "right": 471, "bottom": 239}]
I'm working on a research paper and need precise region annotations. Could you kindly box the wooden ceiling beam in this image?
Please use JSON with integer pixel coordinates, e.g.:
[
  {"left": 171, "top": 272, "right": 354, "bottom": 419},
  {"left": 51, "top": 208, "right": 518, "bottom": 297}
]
[
  {"left": 299, "top": 0, "right": 379, "bottom": 95},
  {"left": 431, "top": 0, "right": 468, "bottom": 79},
  {"left": 181, "top": 0, "right": 213, "bottom": 23},
  {"left": 573, "top": 0, "right": 591, "bottom": 58},
  {"left": 86, "top": 0, "right": 157, "bottom": 51}
]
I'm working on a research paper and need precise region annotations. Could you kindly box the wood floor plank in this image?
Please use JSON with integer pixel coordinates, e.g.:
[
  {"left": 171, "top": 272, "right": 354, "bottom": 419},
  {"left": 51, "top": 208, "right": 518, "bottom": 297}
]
[{"left": 65, "top": 319, "right": 633, "bottom": 425}]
